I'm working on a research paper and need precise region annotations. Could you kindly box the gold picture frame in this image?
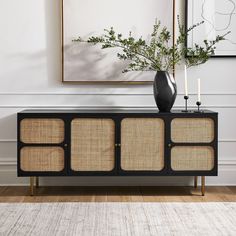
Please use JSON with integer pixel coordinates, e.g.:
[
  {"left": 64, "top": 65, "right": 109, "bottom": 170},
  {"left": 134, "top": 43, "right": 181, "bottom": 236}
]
[{"left": 60, "top": 0, "right": 176, "bottom": 84}]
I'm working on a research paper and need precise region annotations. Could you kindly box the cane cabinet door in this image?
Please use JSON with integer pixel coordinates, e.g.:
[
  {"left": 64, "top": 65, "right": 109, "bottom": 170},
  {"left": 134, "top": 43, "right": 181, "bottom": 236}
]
[
  {"left": 71, "top": 118, "right": 116, "bottom": 172},
  {"left": 120, "top": 118, "right": 165, "bottom": 171}
]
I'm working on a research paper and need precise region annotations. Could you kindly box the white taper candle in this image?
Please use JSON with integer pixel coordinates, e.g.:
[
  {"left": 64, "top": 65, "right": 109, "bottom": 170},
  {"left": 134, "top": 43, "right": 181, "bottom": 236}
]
[
  {"left": 184, "top": 65, "right": 188, "bottom": 96},
  {"left": 198, "top": 78, "right": 201, "bottom": 102}
]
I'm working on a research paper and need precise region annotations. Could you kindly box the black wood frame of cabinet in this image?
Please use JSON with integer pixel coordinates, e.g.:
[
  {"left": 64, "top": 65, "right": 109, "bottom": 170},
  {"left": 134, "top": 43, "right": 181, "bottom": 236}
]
[{"left": 17, "top": 109, "right": 218, "bottom": 178}]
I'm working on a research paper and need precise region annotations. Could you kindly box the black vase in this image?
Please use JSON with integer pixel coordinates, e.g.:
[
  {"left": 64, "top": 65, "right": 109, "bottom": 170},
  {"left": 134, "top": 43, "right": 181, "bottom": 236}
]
[{"left": 153, "top": 71, "right": 177, "bottom": 112}]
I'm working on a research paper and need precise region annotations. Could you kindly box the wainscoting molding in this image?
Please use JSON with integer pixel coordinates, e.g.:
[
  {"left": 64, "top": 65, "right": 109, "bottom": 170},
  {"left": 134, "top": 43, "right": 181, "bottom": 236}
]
[
  {"left": 1, "top": 92, "right": 236, "bottom": 95},
  {"left": 0, "top": 139, "right": 17, "bottom": 142},
  {"left": 0, "top": 158, "right": 16, "bottom": 166}
]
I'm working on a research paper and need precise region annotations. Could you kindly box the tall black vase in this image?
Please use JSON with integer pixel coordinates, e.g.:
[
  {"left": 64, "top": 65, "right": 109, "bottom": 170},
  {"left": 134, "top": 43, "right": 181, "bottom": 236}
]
[{"left": 153, "top": 71, "right": 177, "bottom": 112}]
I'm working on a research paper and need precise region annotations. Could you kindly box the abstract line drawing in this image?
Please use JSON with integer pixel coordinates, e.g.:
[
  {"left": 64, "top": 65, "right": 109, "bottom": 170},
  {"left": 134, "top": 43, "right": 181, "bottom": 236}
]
[{"left": 187, "top": 0, "right": 236, "bottom": 56}]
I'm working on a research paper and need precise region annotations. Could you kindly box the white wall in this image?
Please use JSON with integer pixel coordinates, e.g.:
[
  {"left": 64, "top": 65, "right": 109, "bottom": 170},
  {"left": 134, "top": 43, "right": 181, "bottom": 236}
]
[{"left": 0, "top": 0, "right": 236, "bottom": 186}]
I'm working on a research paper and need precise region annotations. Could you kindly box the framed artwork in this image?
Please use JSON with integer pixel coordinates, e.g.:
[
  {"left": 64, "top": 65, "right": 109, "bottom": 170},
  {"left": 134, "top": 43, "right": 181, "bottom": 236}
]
[
  {"left": 61, "top": 0, "right": 175, "bottom": 83},
  {"left": 186, "top": 0, "right": 236, "bottom": 57}
]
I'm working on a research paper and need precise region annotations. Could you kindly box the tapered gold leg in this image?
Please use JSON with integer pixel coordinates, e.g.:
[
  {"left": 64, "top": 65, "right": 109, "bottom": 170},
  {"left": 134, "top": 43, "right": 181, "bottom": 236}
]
[
  {"left": 194, "top": 176, "right": 198, "bottom": 188},
  {"left": 201, "top": 176, "right": 205, "bottom": 196},
  {"left": 35, "top": 177, "right": 39, "bottom": 188},
  {"left": 30, "top": 177, "right": 34, "bottom": 196}
]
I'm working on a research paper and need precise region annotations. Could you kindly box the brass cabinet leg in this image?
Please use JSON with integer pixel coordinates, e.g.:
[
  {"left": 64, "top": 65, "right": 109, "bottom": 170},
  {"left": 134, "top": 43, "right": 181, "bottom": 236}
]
[
  {"left": 35, "top": 177, "right": 39, "bottom": 188},
  {"left": 201, "top": 176, "right": 205, "bottom": 196},
  {"left": 30, "top": 177, "right": 35, "bottom": 196},
  {"left": 194, "top": 176, "right": 198, "bottom": 188}
]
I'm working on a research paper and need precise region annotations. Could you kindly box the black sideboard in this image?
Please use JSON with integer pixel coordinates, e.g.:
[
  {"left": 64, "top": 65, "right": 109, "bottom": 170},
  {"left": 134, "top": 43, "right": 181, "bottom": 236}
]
[{"left": 17, "top": 109, "right": 218, "bottom": 196}]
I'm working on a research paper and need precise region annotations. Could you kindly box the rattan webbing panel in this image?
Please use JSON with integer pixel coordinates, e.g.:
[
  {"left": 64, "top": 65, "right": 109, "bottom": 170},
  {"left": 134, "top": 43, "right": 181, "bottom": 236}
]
[
  {"left": 71, "top": 119, "right": 115, "bottom": 171},
  {"left": 171, "top": 118, "right": 214, "bottom": 143},
  {"left": 121, "top": 118, "right": 165, "bottom": 171},
  {"left": 20, "top": 147, "right": 64, "bottom": 172},
  {"left": 20, "top": 119, "right": 64, "bottom": 144},
  {"left": 171, "top": 146, "right": 214, "bottom": 171}
]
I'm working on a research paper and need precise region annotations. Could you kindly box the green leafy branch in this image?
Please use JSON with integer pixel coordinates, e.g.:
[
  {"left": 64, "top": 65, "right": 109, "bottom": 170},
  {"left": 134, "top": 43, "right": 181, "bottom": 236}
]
[{"left": 73, "top": 17, "right": 230, "bottom": 72}]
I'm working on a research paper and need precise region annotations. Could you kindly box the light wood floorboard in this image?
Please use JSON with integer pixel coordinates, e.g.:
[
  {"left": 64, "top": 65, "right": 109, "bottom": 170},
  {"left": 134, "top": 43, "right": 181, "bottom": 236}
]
[{"left": 0, "top": 186, "right": 235, "bottom": 202}]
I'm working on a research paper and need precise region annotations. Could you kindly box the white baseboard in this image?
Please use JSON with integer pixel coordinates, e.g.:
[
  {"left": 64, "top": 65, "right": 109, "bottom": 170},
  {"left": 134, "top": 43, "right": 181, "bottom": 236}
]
[{"left": 0, "top": 163, "right": 236, "bottom": 186}]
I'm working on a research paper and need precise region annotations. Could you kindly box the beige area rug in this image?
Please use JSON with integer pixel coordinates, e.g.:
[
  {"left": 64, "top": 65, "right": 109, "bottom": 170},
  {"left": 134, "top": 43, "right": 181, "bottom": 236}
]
[{"left": 0, "top": 203, "right": 236, "bottom": 236}]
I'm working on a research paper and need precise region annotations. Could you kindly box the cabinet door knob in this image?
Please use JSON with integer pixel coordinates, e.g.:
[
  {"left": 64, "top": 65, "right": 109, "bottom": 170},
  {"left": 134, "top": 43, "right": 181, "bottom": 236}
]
[
  {"left": 168, "top": 143, "right": 171, "bottom": 147},
  {"left": 64, "top": 144, "right": 68, "bottom": 147}
]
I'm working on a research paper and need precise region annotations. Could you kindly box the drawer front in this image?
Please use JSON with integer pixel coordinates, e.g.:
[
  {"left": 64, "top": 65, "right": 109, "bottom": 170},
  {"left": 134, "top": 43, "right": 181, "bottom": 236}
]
[
  {"left": 121, "top": 118, "right": 165, "bottom": 171},
  {"left": 20, "top": 118, "right": 64, "bottom": 144},
  {"left": 20, "top": 147, "right": 64, "bottom": 172},
  {"left": 71, "top": 118, "right": 115, "bottom": 171},
  {"left": 171, "top": 146, "right": 214, "bottom": 171},
  {"left": 171, "top": 118, "right": 214, "bottom": 143}
]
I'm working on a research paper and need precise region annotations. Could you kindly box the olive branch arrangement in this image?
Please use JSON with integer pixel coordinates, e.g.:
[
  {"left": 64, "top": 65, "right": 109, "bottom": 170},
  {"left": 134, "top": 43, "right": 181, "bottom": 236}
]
[{"left": 73, "top": 17, "right": 230, "bottom": 73}]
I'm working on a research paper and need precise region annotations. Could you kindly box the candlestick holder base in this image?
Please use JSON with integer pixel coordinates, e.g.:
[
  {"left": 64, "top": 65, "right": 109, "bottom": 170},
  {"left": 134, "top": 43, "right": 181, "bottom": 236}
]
[
  {"left": 182, "top": 96, "right": 191, "bottom": 113},
  {"left": 194, "top": 101, "right": 204, "bottom": 113}
]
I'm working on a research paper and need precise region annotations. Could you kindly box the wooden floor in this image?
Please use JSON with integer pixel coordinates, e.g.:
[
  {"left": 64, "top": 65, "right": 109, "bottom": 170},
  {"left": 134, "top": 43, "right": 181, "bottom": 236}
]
[{"left": 0, "top": 186, "right": 236, "bottom": 202}]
